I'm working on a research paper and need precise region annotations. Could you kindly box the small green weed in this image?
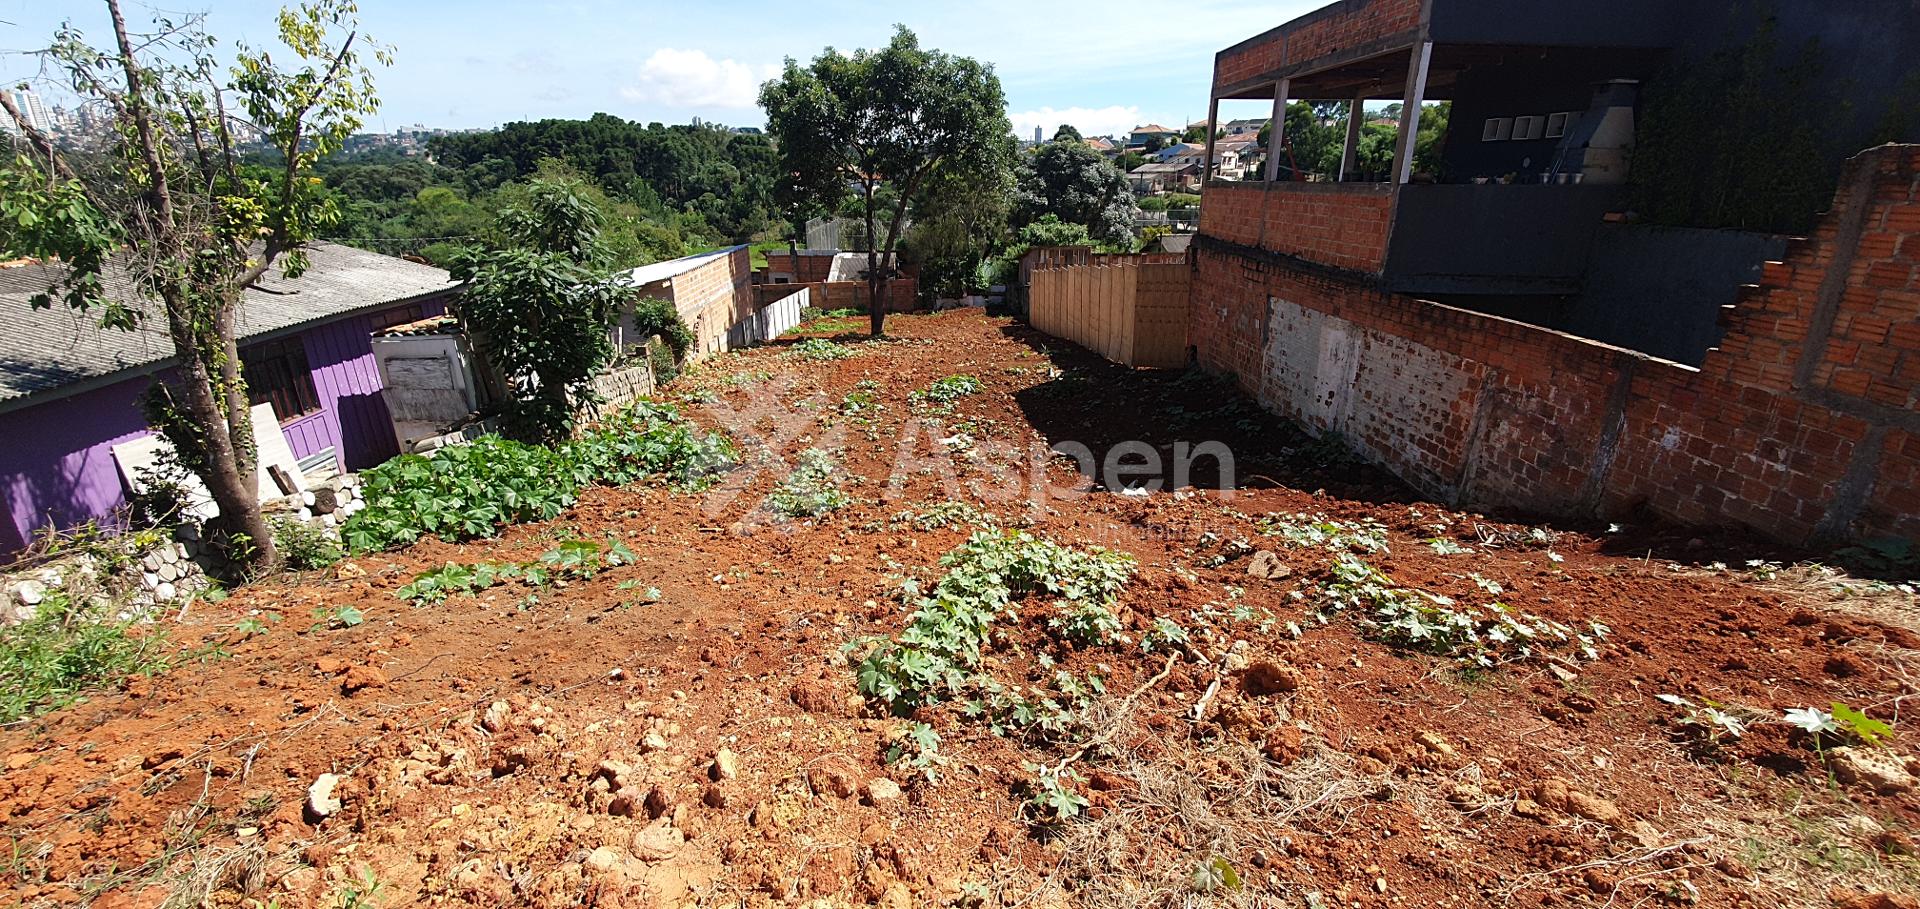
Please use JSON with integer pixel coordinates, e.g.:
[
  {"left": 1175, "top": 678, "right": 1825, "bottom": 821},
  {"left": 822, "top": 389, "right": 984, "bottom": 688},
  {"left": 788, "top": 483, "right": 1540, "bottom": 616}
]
[
  {"left": 271, "top": 517, "right": 343, "bottom": 571},
  {"left": 891, "top": 500, "right": 995, "bottom": 531},
  {"left": 911, "top": 375, "right": 983, "bottom": 410},
  {"left": 1319, "top": 555, "right": 1608, "bottom": 668},
  {"left": 790, "top": 338, "right": 856, "bottom": 361},
  {"left": 1258, "top": 512, "right": 1390, "bottom": 554},
  {"left": 767, "top": 448, "right": 851, "bottom": 518},
  {"left": 395, "top": 537, "right": 638, "bottom": 606}
]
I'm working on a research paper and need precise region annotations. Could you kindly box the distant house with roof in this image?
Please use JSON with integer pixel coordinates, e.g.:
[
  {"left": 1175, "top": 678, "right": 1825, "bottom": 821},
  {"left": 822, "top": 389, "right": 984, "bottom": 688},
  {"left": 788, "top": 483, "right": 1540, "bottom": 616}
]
[
  {"left": 1084, "top": 136, "right": 1118, "bottom": 154},
  {"left": 1127, "top": 124, "right": 1180, "bottom": 148},
  {"left": 0, "top": 242, "right": 459, "bottom": 553},
  {"left": 1150, "top": 142, "right": 1208, "bottom": 165},
  {"left": 1128, "top": 159, "right": 1201, "bottom": 193},
  {"left": 1213, "top": 134, "right": 1263, "bottom": 179},
  {"left": 1222, "top": 117, "right": 1268, "bottom": 136}
]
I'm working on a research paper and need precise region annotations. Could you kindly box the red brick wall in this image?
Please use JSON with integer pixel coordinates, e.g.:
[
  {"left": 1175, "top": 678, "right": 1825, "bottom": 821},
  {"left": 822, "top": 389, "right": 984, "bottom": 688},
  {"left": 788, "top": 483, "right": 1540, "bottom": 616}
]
[
  {"left": 1189, "top": 145, "right": 1920, "bottom": 545},
  {"left": 1199, "top": 182, "right": 1395, "bottom": 274},
  {"left": 754, "top": 279, "right": 920, "bottom": 314},
  {"left": 1214, "top": 0, "right": 1424, "bottom": 92},
  {"left": 762, "top": 251, "right": 838, "bottom": 284}
]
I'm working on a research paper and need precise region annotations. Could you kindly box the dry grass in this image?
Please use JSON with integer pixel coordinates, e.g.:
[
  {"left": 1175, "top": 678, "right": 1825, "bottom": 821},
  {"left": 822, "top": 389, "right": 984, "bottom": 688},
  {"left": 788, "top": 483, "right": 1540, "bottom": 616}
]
[{"left": 1034, "top": 708, "right": 1389, "bottom": 909}]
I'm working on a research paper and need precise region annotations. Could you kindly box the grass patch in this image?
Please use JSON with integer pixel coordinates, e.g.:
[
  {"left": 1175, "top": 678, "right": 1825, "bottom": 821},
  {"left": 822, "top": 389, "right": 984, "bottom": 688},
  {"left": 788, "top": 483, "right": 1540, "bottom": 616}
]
[{"left": 1, "top": 591, "right": 171, "bottom": 723}]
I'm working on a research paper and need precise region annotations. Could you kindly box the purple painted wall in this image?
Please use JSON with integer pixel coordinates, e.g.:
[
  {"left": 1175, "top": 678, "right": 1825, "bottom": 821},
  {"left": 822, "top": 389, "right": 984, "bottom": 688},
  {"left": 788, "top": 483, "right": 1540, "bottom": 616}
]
[
  {"left": 0, "top": 378, "right": 154, "bottom": 553},
  {"left": 0, "top": 297, "right": 445, "bottom": 554}
]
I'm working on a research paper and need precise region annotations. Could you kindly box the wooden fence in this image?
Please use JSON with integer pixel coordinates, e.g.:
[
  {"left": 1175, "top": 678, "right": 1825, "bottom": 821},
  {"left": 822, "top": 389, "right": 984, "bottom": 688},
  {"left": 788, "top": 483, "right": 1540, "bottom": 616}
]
[{"left": 1026, "top": 247, "right": 1191, "bottom": 368}]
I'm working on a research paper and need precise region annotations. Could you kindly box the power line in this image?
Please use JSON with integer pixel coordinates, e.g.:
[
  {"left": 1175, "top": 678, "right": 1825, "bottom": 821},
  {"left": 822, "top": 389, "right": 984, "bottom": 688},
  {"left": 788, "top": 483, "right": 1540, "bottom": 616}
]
[{"left": 324, "top": 234, "right": 482, "bottom": 243}]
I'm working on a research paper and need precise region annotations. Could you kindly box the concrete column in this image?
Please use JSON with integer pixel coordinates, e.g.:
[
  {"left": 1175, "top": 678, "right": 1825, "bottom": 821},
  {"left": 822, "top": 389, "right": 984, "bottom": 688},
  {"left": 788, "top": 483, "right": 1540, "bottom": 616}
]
[
  {"left": 1339, "top": 90, "right": 1365, "bottom": 182},
  {"left": 1392, "top": 41, "right": 1433, "bottom": 185},
  {"left": 1264, "top": 78, "right": 1290, "bottom": 182},
  {"left": 1202, "top": 96, "right": 1220, "bottom": 183}
]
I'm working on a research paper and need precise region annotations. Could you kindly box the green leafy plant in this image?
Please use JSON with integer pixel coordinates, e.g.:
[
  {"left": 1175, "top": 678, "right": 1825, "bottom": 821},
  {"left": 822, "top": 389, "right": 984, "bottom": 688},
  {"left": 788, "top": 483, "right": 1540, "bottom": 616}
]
[
  {"left": 910, "top": 374, "right": 983, "bottom": 411},
  {"left": 885, "top": 721, "right": 951, "bottom": 783},
  {"left": 1426, "top": 537, "right": 1474, "bottom": 555},
  {"left": 854, "top": 530, "right": 1135, "bottom": 712},
  {"left": 0, "top": 591, "right": 172, "bottom": 723},
  {"left": 1020, "top": 763, "right": 1089, "bottom": 825},
  {"left": 345, "top": 403, "right": 733, "bottom": 552},
  {"left": 396, "top": 537, "right": 638, "bottom": 606},
  {"left": 892, "top": 500, "right": 995, "bottom": 531},
  {"left": 309, "top": 605, "right": 365, "bottom": 631},
  {"left": 1258, "top": 512, "right": 1390, "bottom": 554},
  {"left": 767, "top": 448, "right": 851, "bottom": 518},
  {"left": 789, "top": 338, "right": 856, "bottom": 361},
  {"left": 1319, "top": 555, "right": 1608, "bottom": 668},
  {"left": 270, "top": 517, "right": 343, "bottom": 571},
  {"left": 1191, "top": 856, "right": 1244, "bottom": 893}
]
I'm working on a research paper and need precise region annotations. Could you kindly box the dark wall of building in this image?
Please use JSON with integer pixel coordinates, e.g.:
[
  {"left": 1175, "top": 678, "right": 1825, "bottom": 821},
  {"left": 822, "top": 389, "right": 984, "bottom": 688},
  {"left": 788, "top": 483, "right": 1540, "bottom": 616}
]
[
  {"left": 1435, "top": 50, "right": 1659, "bottom": 183},
  {"left": 1561, "top": 224, "right": 1787, "bottom": 367},
  {"left": 1428, "top": 0, "right": 1681, "bottom": 48},
  {"left": 1385, "top": 184, "right": 1624, "bottom": 293},
  {"left": 1672, "top": 0, "right": 1920, "bottom": 149}
]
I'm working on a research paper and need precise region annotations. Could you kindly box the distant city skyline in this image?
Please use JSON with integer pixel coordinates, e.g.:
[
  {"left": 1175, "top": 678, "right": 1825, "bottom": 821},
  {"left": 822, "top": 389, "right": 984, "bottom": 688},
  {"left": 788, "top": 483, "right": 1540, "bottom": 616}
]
[{"left": 0, "top": 0, "right": 1320, "bottom": 139}]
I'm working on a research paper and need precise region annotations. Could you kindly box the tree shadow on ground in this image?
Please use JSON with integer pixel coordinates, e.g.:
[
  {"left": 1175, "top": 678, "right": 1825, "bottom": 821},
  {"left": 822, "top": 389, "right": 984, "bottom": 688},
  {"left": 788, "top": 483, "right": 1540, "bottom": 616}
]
[{"left": 994, "top": 321, "right": 1414, "bottom": 502}]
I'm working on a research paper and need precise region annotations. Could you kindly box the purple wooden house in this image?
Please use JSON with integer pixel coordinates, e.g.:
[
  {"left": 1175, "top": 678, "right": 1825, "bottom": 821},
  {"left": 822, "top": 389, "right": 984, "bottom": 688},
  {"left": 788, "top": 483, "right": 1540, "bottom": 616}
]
[{"left": 0, "top": 242, "right": 458, "bottom": 554}]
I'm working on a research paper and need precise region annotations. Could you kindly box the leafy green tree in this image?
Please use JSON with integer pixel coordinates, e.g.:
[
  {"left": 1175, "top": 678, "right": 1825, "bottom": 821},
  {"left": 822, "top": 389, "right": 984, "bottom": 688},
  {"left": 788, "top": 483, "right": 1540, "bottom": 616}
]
[
  {"left": 760, "top": 26, "right": 1014, "bottom": 336},
  {"left": 1051, "top": 124, "right": 1082, "bottom": 143},
  {"left": 1012, "top": 137, "right": 1138, "bottom": 246},
  {"left": 901, "top": 157, "right": 1014, "bottom": 298},
  {"left": 0, "top": 0, "right": 387, "bottom": 572},
  {"left": 450, "top": 178, "right": 634, "bottom": 443}
]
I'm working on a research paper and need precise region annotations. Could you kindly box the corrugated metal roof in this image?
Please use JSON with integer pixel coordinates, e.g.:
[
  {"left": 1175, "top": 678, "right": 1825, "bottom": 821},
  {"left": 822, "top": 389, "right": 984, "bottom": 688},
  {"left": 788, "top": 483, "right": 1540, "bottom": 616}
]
[
  {"left": 625, "top": 246, "right": 744, "bottom": 287},
  {"left": 0, "top": 241, "right": 457, "bottom": 409}
]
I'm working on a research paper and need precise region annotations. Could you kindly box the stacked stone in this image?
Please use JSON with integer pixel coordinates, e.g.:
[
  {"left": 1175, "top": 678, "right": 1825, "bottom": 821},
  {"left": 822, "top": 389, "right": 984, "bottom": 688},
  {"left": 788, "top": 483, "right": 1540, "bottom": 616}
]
[{"left": 2, "top": 471, "right": 367, "bottom": 623}]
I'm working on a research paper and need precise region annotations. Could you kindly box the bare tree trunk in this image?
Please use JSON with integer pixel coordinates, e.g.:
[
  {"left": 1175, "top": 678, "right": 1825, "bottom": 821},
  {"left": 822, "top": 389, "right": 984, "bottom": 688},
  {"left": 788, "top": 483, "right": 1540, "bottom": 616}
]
[
  {"left": 863, "top": 183, "right": 883, "bottom": 337},
  {"left": 110, "top": 0, "right": 277, "bottom": 570}
]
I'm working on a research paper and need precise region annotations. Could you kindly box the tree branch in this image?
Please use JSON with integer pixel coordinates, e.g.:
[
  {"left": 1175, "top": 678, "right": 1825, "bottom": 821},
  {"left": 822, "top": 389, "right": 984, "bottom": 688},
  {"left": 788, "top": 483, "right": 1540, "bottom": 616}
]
[{"left": 0, "top": 91, "right": 78, "bottom": 184}]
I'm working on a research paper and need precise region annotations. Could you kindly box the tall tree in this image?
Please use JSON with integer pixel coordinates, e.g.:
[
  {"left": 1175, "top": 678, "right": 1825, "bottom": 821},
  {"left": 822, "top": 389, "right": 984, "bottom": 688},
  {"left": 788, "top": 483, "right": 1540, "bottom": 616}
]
[
  {"left": 449, "top": 177, "right": 632, "bottom": 443},
  {"left": 1012, "top": 137, "right": 1138, "bottom": 246},
  {"left": 0, "top": 0, "right": 386, "bottom": 572},
  {"left": 759, "top": 26, "right": 1013, "bottom": 336}
]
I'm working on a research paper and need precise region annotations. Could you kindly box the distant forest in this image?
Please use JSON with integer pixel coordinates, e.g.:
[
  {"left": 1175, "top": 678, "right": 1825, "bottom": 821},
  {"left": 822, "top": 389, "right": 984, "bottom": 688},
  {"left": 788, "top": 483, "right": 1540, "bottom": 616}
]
[{"left": 315, "top": 114, "right": 783, "bottom": 269}]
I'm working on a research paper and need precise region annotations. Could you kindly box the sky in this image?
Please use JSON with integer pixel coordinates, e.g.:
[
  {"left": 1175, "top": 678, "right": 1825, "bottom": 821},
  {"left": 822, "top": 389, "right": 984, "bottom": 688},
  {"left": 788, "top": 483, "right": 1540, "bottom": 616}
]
[{"left": 1, "top": 0, "right": 1321, "bottom": 138}]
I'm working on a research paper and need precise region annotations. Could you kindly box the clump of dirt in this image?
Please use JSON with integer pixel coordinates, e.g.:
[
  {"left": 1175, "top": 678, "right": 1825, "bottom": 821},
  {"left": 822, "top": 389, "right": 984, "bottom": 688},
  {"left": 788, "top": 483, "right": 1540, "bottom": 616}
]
[{"left": 2, "top": 309, "right": 1916, "bottom": 909}]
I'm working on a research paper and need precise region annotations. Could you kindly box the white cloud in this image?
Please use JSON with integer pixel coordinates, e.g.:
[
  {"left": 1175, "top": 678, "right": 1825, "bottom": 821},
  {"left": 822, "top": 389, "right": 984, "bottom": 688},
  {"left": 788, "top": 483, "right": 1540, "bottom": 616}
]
[
  {"left": 1007, "top": 105, "right": 1147, "bottom": 141},
  {"left": 620, "top": 49, "right": 777, "bottom": 110}
]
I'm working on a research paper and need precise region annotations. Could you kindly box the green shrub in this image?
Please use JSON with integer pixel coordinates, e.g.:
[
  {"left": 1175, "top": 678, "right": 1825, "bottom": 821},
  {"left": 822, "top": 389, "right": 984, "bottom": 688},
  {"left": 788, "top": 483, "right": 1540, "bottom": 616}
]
[
  {"left": 344, "top": 402, "right": 735, "bottom": 552},
  {"left": 767, "top": 448, "right": 850, "bottom": 518},
  {"left": 629, "top": 298, "right": 695, "bottom": 361},
  {"left": 0, "top": 591, "right": 171, "bottom": 723},
  {"left": 271, "top": 517, "right": 343, "bottom": 571}
]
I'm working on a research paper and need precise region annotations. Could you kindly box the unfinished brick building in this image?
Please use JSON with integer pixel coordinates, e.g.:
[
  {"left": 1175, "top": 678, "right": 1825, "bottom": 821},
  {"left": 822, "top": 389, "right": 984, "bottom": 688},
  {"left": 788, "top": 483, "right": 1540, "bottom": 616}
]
[{"left": 1184, "top": 0, "right": 1920, "bottom": 545}]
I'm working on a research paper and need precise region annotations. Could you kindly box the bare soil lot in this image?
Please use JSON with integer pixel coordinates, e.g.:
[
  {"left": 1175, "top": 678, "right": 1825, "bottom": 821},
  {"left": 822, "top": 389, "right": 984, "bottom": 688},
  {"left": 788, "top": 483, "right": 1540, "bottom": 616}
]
[{"left": 4, "top": 309, "right": 1917, "bottom": 909}]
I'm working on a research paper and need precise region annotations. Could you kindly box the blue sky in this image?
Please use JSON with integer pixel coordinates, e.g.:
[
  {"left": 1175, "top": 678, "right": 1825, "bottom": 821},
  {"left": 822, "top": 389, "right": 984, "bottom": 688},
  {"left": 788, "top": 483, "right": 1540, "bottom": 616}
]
[{"left": 2, "top": 0, "right": 1320, "bottom": 138}]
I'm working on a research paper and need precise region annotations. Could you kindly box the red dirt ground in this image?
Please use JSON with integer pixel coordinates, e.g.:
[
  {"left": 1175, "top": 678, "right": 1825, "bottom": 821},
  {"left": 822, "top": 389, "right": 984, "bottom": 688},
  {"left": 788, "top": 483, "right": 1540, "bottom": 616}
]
[{"left": 3, "top": 309, "right": 1917, "bottom": 909}]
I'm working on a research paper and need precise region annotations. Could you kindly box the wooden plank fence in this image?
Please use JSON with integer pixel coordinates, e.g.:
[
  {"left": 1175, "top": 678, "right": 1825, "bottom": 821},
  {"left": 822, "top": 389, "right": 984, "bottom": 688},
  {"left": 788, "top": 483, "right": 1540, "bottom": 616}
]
[{"left": 1026, "top": 247, "right": 1191, "bottom": 368}]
